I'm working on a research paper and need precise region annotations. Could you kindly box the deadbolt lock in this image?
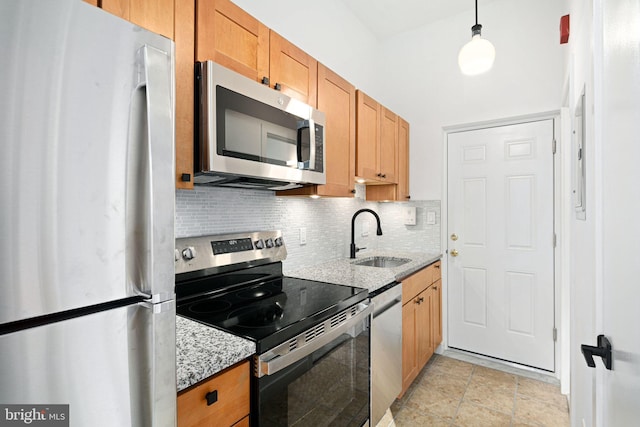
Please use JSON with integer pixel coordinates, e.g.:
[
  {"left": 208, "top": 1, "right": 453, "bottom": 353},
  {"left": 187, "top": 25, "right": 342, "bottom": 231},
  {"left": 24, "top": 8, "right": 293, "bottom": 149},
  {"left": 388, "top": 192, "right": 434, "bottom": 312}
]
[{"left": 450, "top": 233, "right": 458, "bottom": 241}]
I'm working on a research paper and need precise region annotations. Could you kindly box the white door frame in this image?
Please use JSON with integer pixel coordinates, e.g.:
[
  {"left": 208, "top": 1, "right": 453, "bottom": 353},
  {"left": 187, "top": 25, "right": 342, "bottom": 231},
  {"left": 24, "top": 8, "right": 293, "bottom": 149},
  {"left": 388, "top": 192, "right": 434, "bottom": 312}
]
[{"left": 441, "top": 110, "right": 569, "bottom": 390}]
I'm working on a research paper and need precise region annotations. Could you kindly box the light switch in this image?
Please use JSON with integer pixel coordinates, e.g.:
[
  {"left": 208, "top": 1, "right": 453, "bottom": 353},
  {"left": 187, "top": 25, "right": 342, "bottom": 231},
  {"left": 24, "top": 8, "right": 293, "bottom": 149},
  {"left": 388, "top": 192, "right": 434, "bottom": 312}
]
[
  {"left": 299, "top": 227, "right": 307, "bottom": 245},
  {"left": 427, "top": 211, "right": 436, "bottom": 225}
]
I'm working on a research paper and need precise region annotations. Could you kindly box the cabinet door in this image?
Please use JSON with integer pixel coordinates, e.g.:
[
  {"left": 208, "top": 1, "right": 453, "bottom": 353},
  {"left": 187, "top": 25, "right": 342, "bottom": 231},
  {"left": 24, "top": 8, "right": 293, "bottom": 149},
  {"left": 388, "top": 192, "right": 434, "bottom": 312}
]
[
  {"left": 397, "top": 117, "right": 410, "bottom": 200},
  {"left": 269, "top": 31, "right": 318, "bottom": 107},
  {"left": 316, "top": 64, "right": 355, "bottom": 196},
  {"left": 196, "top": 0, "right": 269, "bottom": 82},
  {"left": 356, "top": 90, "right": 380, "bottom": 181},
  {"left": 178, "top": 360, "right": 250, "bottom": 427},
  {"left": 174, "top": 0, "right": 195, "bottom": 189},
  {"left": 102, "top": 0, "right": 174, "bottom": 39},
  {"left": 432, "top": 279, "right": 442, "bottom": 348},
  {"left": 416, "top": 288, "right": 433, "bottom": 369},
  {"left": 400, "top": 301, "right": 418, "bottom": 398},
  {"left": 379, "top": 106, "right": 398, "bottom": 183}
]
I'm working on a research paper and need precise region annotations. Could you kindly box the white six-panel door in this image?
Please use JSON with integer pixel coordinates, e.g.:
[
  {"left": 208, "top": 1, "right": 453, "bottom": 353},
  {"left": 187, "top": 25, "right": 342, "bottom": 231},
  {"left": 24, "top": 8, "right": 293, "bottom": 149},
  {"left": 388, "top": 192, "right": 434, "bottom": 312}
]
[{"left": 447, "top": 119, "right": 555, "bottom": 371}]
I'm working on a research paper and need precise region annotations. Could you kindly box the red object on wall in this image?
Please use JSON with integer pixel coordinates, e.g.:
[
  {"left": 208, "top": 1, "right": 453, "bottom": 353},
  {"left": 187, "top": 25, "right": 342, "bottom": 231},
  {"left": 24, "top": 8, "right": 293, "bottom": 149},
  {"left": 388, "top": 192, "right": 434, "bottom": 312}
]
[{"left": 560, "top": 14, "right": 570, "bottom": 44}]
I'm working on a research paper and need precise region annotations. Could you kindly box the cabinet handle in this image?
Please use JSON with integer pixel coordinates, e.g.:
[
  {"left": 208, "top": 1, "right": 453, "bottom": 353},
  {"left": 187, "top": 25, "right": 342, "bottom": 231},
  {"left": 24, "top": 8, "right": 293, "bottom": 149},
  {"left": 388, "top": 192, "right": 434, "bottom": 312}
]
[
  {"left": 376, "top": 173, "right": 382, "bottom": 177},
  {"left": 205, "top": 390, "right": 218, "bottom": 406},
  {"left": 274, "top": 82, "right": 282, "bottom": 91},
  {"left": 381, "top": 174, "right": 386, "bottom": 179},
  {"left": 351, "top": 189, "right": 356, "bottom": 194},
  {"left": 261, "top": 76, "right": 270, "bottom": 86},
  {"left": 414, "top": 298, "right": 420, "bottom": 305},
  {"left": 433, "top": 286, "right": 438, "bottom": 291},
  {"left": 434, "top": 264, "right": 440, "bottom": 269},
  {"left": 405, "top": 195, "right": 411, "bottom": 199},
  {"left": 181, "top": 173, "right": 191, "bottom": 182}
]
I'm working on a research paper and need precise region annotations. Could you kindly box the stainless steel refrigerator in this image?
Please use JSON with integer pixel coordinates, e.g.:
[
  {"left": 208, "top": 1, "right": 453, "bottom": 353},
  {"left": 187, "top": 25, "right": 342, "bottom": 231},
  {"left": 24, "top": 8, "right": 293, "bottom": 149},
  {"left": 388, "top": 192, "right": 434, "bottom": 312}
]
[{"left": 0, "top": 1, "right": 176, "bottom": 425}]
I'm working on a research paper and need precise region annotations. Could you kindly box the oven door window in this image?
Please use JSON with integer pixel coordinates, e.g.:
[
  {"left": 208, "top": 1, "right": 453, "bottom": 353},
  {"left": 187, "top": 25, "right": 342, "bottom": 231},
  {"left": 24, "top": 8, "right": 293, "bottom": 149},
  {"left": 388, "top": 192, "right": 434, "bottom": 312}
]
[{"left": 255, "top": 329, "right": 370, "bottom": 426}]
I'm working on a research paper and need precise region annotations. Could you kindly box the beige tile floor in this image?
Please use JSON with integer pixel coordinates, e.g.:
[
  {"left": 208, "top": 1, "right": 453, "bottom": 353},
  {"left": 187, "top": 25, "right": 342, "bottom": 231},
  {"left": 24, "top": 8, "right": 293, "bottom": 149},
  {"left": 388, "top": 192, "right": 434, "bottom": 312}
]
[{"left": 377, "top": 355, "right": 570, "bottom": 427}]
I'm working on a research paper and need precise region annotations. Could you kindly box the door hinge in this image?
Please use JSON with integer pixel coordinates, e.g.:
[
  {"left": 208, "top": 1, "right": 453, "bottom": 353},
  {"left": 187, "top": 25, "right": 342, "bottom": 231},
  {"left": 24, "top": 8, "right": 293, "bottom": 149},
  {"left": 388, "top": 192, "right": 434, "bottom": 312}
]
[
  {"left": 553, "top": 328, "right": 558, "bottom": 342},
  {"left": 552, "top": 139, "right": 557, "bottom": 154}
]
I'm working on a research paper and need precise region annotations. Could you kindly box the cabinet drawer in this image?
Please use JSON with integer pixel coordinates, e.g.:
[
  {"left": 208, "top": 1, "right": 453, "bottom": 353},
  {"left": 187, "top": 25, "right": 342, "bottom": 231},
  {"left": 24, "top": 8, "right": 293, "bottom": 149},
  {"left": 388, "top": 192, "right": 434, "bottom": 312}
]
[
  {"left": 402, "top": 262, "right": 442, "bottom": 305},
  {"left": 432, "top": 261, "right": 441, "bottom": 282},
  {"left": 402, "top": 267, "right": 432, "bottom": 304},
  {"left": 178, "top": 360, "right": 250, "bottom": 427}
]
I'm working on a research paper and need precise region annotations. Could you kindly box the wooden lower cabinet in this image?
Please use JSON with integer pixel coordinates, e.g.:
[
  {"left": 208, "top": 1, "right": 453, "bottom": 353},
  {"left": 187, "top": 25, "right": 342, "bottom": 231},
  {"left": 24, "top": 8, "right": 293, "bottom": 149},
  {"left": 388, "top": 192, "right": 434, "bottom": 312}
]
[
  {"left": 399, "top": 261, "right": 442, "bottom": 398},
  {"left": 232, "top": 416, "right": 249, "bottom": 427},
  {"left": 432, "top": 279, "right": 442, "bottom": 348},
  {"left": 177, "top": 360, "right": 250, "bottom": 427}
]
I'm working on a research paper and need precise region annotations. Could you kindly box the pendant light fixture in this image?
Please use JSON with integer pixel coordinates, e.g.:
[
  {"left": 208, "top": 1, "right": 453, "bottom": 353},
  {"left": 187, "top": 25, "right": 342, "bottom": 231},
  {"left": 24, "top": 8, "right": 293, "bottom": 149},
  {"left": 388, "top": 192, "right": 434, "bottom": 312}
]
[{"left": 458, "top": 0, "right": 496, "bottom": 76}]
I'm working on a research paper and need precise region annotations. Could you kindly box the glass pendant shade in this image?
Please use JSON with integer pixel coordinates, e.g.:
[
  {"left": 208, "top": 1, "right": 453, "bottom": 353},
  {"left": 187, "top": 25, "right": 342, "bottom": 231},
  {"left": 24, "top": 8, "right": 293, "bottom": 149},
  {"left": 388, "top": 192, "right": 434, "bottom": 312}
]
[{"left": 458, "top": 33, "right": 496, "bottom": 76}]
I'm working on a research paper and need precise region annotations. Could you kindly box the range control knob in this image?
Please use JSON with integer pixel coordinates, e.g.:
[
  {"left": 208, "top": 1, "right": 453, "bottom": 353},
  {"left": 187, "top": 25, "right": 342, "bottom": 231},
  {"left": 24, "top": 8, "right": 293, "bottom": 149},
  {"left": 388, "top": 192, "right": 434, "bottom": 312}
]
[
  {"left": 265, "top": 238, "right": 274, "bottom": 248},
  {"left": 254, "top": 239, "right": 264, "bottom": 250},
  {"left": 274, "top": 237, "right": 283, "bottom": 247},
  {"left": 182, "top": 246, "right": 197, "bottom": 261}
]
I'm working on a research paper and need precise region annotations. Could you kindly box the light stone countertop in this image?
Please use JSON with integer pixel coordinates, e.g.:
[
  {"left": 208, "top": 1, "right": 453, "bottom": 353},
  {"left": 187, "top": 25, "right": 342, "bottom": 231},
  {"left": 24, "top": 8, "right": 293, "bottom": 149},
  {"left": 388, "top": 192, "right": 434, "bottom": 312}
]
[
  {"left": 176, "top": 315, "right": 255, "bottom": 392},
  {"left": 286, "top": 250, "right": 442, "bottom": 293}
]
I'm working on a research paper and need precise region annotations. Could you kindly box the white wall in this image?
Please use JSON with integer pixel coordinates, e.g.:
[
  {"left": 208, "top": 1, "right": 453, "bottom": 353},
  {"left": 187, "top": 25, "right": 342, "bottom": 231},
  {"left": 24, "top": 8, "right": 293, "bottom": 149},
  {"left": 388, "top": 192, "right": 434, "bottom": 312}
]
[
  {"left": 376, "top": 0, "right": 567, "bottom": 199},
  {"left": 566, "top": 1, "right": 597, "bottom": 426}
]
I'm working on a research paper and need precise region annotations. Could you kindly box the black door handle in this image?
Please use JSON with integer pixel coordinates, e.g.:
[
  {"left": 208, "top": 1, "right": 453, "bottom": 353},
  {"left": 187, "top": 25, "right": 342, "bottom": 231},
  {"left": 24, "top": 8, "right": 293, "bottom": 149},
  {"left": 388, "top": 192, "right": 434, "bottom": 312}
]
[{"left": 581, "top": 334, "right": 612, "bottom": 370}]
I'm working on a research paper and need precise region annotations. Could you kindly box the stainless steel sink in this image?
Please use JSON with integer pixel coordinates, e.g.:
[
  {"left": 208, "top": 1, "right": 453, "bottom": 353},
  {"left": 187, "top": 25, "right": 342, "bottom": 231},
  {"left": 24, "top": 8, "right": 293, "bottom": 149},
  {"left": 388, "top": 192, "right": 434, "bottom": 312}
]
[{"left": 352, "top": 256, "right": 411, "bottom": 268}]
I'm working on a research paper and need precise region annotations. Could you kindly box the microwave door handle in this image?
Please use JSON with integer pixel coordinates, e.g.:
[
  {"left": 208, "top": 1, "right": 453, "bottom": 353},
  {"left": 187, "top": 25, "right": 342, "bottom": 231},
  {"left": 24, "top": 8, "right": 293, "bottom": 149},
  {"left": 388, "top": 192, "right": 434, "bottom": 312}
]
[
  {"left": 308, "top": 120, "right": 316, "bottom": 170},
  {"left": 126, "top": 45, "right": 175, "bottom": 302},
  {"left": 297, "top": 120, "right": 311, "bottom": 168}
]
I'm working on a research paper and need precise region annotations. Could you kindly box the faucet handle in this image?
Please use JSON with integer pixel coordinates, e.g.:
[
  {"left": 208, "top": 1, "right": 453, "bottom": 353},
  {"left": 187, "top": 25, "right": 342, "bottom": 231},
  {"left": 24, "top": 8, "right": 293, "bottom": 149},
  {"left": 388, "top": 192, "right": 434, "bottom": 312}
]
[{"left": 356, "top": 246, "right": 366, "bottom": 252}]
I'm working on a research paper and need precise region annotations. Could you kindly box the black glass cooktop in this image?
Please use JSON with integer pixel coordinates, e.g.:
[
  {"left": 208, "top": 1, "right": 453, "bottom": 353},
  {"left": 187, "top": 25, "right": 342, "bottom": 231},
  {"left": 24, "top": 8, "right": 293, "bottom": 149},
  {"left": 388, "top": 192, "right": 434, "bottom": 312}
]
[{"left": 176, "top": 266, "right": 368, "bottom": 353}]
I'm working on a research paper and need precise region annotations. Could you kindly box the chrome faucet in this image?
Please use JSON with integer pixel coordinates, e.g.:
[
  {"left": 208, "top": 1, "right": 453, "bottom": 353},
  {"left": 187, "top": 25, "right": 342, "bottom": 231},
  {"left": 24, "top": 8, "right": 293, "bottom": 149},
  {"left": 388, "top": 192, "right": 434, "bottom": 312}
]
[{"left": 350, "top": 209, "right": 383, "bottom": 258}]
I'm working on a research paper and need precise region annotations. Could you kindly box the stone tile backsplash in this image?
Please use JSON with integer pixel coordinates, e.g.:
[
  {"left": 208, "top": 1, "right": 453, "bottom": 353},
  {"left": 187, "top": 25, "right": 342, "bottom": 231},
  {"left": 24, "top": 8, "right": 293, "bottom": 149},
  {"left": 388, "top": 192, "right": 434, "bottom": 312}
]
[{"left": 176, "top": 186, "right": 441, "bottom": 272}]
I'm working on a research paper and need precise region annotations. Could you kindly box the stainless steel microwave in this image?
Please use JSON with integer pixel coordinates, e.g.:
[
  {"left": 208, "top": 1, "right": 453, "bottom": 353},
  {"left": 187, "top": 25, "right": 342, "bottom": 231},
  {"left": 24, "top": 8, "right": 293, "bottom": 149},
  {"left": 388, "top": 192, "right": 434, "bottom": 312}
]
[{"left": 195, "top": 61, "right": 326, "bottom": 190}]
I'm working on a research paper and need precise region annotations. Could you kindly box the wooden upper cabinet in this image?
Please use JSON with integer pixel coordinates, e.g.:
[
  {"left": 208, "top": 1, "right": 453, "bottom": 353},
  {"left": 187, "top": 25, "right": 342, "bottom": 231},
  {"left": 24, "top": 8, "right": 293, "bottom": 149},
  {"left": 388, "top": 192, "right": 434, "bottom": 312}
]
[
  {"left": 277, "top": 64, "right": 356, "bottom": 198},
  {"left": 269, "top": 31, "right": 318, "bottom": 107},
  {"left": 397, "top": 117, "right": 410, "bottom": 200},
  {"left": 356, "top": 90, "right": 399, "bottom": 186},
  {"left": 101, "top": 0, "right": 175, "bottom": 39},
  {"left": 174, "top": 0, "right": 195, "bottom": 189},
  {"left": 379, "top": 106, "right": 398, "bottom": 183},
  {"left": 195, "top": 0, "right": 269, "bottom": 83},
  {"left": 317, "top": 64, "right": 355, "bottom": 196},
  {"left": 356, "top": 90, "right": 380, "bottom": 182}
]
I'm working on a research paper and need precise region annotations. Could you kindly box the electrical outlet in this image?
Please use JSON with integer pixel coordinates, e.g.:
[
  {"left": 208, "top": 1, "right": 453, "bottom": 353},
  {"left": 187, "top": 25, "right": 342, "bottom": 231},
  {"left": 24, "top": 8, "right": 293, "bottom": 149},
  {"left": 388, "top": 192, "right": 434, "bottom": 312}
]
[
  {"left": 299, "top": 227, "right": 307, "bottom": 245},
  {"left": 404, "top": 207, "right": 417, "bottom": 225},
  {"left": 361, "top": 220, "right": 370, "bottom": 237}
]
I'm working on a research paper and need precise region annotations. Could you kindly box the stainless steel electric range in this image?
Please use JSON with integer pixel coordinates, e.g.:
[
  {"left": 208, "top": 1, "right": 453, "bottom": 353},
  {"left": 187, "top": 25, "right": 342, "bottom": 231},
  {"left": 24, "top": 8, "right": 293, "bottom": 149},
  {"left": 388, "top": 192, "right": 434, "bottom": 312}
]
[{"left": 175, "top": 231, "right": 372, "bottom": 427}]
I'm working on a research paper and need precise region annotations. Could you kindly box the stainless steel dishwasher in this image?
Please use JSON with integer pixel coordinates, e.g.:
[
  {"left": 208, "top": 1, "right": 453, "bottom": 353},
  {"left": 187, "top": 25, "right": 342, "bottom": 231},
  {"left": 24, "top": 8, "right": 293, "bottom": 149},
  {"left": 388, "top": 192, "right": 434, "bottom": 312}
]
[{"left": 370, "top": 281, "right": 403, "bottom": 426}]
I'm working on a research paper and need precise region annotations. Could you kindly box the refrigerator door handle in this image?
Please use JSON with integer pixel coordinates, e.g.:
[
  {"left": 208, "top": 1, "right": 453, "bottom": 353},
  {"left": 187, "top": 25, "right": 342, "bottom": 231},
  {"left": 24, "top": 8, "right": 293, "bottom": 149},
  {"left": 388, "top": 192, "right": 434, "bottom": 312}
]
[{"left": 126, "top": 44, "right": 175, "bottom": 301}]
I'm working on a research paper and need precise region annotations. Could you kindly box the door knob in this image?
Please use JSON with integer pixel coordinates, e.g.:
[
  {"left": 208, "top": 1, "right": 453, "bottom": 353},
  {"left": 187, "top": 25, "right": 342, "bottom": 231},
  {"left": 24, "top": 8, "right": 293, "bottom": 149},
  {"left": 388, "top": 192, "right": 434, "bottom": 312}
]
[
  {"left": 581, "top": 334, "right": 613, "bottom": 370},
  {"left": 450, "top": 249, "right": 459, "bottom": 257},
  {"left": 451, "top": 233, "right": 458, "bottom": 241}
]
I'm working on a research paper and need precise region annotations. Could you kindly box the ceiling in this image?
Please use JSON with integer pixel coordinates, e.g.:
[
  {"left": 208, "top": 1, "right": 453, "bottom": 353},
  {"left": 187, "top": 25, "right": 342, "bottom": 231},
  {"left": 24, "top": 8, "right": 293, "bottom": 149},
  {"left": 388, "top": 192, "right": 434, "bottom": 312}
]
[{"left": 341, "top": 0, "right": 499, "bottom": 40}]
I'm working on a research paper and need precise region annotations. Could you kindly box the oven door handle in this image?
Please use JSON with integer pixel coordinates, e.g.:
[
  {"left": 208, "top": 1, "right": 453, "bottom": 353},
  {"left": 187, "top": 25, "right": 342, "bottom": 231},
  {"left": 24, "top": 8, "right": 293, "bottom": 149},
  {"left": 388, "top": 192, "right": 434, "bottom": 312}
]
[{"left": 256, "top": 302, "right": 373, "bottom": 377}]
